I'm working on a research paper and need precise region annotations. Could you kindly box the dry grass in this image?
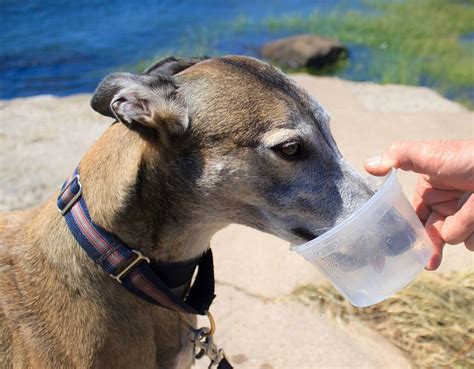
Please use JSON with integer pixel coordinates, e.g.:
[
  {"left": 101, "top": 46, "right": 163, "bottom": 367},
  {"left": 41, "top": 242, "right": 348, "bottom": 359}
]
[{"left": 293, "top": 270, "right": 474, "bottom": 369}]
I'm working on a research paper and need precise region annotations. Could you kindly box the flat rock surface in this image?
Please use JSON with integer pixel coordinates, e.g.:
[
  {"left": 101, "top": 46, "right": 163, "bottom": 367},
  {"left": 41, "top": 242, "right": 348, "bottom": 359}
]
[
  {"left": 1, "top": 75, "right": 473, "bottom": 368},
  {"left": 194, "top": 286, "right": 411, "bottom": 369}
]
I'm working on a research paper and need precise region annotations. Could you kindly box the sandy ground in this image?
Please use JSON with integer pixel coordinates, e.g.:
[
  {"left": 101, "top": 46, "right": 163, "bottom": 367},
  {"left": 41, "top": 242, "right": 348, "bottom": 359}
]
[{"left": 1, "top": 74, "right": 473, "bottom": 369}]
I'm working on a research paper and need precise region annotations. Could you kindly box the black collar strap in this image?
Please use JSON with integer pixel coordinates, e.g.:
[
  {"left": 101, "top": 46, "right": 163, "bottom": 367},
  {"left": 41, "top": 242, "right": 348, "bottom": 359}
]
[
  {"left": 57, "top": 168, "right": 215, "bottom": 315},
  {"left": 153, "top": 257, "right": 200, "bottom": 289}
]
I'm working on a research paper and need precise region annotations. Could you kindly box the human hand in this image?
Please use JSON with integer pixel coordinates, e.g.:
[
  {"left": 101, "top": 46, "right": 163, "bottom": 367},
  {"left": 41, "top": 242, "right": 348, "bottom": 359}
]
[{"left": 364, "top": 140, "right": 474, "bottom": 270}]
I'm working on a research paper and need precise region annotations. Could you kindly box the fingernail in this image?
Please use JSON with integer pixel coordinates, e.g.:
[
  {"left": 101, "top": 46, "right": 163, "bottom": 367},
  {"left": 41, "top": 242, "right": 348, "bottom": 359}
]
[
  {"left": 425, "top": 255, "right": 440, "bottom": 271},
  {"left": 366, "top": 155, "right": 382, "bottom": 167}
]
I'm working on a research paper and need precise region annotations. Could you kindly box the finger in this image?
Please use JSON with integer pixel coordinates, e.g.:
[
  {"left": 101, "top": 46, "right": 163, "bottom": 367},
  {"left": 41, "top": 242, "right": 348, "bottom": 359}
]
[
  {"left": 412, "top": 175, "right": 462, "bottom": 224},
  {"left": 417, "top": 187, "right": 465, "bottom": 206},
  {"left": 412, "top": 177, "right": 432, "bottom": 223},
  {"left": 430, "top": 199, "right": 460, "bottom": 217},
  {"left": 365, "top": 141, "right": 439, "bottom": 176},
  {"left": 412, "top": 190, "right": 431, "bottom": 225},
  {"left": 442, "top": 194, "right": 474, "bottom": 245},
  {"left": 364, "top": 154, "right": 396, "bottom": 176},
  {"left": 365, "top": 140, "right": 474, "bottom": 191},
  {"left": 424, "top": 211, "right": 445, "bottom": 271},
  {"left": 465, "top": 233, "right": 474, "bottom": 251}
]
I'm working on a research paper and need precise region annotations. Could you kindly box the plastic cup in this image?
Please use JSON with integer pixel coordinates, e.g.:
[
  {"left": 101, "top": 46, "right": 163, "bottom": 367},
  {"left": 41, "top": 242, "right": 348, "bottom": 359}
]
[{"left": 291, "top": 169, "right": 432, "bottom": 307}]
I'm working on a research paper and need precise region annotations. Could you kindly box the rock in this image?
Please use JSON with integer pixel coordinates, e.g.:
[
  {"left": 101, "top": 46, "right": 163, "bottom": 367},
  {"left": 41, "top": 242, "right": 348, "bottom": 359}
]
[{"left": 261, "top": 34, "right": 348, "bottom": 69}]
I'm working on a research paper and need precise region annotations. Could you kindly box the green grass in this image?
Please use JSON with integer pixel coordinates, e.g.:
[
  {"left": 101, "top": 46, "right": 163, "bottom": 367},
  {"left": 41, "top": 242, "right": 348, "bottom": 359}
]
[
  {"left": 134, "top": 0, "right": 473, "bottom": 108},
  {"left": 264, "top": 0, "right": 474, "bottom": 108},
  {"left": 292, "top": 270, "right": 474, "bottom": 369}
]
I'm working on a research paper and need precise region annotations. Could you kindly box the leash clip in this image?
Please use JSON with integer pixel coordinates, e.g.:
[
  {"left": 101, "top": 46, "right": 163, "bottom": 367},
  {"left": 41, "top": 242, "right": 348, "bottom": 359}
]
[
  {"left": 109, "top": 250, "right": 150, "bottom": 284},
  {"left": 190, "top": 328, "right": 226, "bottom": 368},
  {"left": 58, "top": 174, "right": 82, "bottom": 215},
  {"left": 186, "top": 311, "right": 231, "bottom": 368}
]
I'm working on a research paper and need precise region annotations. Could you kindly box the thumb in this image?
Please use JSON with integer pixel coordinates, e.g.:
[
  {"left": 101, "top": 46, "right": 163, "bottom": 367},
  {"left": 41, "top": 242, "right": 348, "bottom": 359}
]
[
  {"left": 364, "top": 140, "right": 473, "bottom": 182},
  {"left": 365, "top": 154, "right": 397, "bottom": 176},
  {"left": 365, "top": 141, "right": 422, "bottom": 176}
]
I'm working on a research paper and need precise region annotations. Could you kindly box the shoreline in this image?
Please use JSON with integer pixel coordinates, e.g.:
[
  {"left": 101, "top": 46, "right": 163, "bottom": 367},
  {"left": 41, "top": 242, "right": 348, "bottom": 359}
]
[{"left": 2, "top": 76, "right": 471, "bottom": 113}]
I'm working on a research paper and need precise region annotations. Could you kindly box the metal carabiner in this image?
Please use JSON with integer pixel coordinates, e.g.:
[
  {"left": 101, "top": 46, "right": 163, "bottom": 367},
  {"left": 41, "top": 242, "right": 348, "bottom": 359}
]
[{"left": 181, "top": 311, "right": 227, "bottom": 367}]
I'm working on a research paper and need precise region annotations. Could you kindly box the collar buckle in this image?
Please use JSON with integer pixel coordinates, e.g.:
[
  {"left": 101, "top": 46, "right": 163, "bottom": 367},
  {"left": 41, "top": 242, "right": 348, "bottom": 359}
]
[
  {"left": 109, "top": 249, "right": 151, "bottom": 284},
  {"left": 58, "top": 174, "right": 83, "bottom": 215}
]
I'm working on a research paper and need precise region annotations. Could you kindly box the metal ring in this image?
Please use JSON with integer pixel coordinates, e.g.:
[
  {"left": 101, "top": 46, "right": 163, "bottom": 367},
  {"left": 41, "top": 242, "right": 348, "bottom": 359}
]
[
  {"left": 179, "top": 310, "right": 216, "bottom": 337},
  {"left": 203, "top": 311, "right": 216, "bottom": 337}
]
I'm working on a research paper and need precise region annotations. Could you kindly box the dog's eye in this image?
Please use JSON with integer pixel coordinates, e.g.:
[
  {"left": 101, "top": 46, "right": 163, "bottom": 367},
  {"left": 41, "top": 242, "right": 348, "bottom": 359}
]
[
  {"left": 281, "top": 142, "right": 299, "bottom": 156},
  {"left": 273, "top": 141, "right": 304, "bottom": 160}
]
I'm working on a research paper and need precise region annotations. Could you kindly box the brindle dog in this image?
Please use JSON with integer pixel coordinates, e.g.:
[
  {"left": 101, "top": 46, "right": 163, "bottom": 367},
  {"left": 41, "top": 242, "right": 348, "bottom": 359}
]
[{"left": 0, "top": 56, "right": 373, "bottom": 369}]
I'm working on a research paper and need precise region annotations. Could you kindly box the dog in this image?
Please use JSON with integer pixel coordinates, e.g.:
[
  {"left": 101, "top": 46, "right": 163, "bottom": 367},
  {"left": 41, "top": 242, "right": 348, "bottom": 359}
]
[{"left": 0, "top": 55, "right": 374, "bottom": 369}]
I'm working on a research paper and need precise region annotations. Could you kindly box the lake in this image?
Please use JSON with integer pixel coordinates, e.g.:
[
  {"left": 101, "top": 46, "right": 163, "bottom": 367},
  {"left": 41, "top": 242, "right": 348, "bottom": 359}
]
[{"left": 1, "top": 0, "right": 366, "bottom": 98}]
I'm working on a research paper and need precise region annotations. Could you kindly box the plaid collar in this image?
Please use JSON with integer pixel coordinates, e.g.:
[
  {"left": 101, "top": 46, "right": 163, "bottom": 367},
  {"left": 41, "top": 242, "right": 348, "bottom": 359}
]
[{"left": 57, "top": 167, "right": 215, "bottom": 315}]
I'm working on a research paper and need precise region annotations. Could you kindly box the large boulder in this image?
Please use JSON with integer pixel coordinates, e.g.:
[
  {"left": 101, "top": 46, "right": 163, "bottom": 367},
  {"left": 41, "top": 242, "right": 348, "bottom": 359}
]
[{"left": 261, "top": 34, "right": 348, "bottom": 69}]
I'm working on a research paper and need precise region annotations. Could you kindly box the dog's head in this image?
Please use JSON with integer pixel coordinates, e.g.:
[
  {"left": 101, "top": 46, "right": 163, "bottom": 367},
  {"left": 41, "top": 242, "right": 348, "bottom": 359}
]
[{"left": 91, "top": 55, "right": 373, "bottom": 245}]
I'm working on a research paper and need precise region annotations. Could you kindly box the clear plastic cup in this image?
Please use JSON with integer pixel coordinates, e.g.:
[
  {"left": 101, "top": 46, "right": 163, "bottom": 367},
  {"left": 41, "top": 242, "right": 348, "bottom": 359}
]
[{"left": 291, "top": 169, "right": 432, "bottom": 307}]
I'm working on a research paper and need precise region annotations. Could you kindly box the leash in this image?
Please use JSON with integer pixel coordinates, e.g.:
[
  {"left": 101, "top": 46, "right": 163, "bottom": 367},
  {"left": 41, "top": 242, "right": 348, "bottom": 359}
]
[{"left": 57, "top": 168, "right": 233, "bottom": 368}]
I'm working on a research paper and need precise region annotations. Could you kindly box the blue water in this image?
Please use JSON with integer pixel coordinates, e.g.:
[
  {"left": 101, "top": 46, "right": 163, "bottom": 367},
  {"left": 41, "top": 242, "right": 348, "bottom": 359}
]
[{"left": 0, "top": 0, "right": 364, "bottom": 98}]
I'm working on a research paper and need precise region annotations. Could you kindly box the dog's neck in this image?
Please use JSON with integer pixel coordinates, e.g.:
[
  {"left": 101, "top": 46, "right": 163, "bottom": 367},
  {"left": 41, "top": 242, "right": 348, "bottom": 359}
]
[{"left": 71, "top": 123, "right": 224, "bottom": 263}]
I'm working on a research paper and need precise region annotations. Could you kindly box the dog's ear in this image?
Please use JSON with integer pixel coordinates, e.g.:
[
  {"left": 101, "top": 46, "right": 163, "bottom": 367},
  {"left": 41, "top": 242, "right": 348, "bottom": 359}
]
[
  {"left": 144, "top": 56, "right": 202, "bottom": 76},
  {"left": 90, "top": 72, "right": 188, "bottom": 135}
]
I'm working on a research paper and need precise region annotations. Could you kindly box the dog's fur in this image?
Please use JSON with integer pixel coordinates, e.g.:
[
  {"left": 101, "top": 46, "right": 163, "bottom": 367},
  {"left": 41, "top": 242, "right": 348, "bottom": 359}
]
[{"left": 0, "top": 56, "right": 372, "bottom": 369}]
